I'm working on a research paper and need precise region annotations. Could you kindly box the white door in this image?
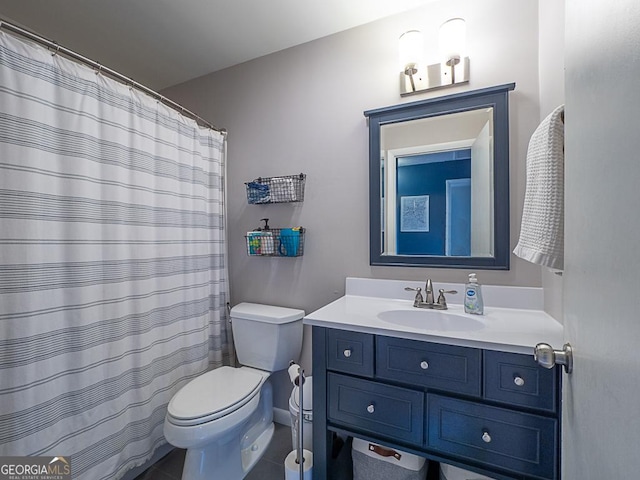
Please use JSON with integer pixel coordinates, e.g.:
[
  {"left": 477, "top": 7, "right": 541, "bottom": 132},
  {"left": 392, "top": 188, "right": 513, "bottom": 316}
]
[
  {"left": 563, "top": 1, "right": 640, "bottom": 477},
  {"left": 445, "top": 178, "right": 471, "bottom": 256},
  {"left": 470, "top": 120, "right": 492, "bottom": 256}
]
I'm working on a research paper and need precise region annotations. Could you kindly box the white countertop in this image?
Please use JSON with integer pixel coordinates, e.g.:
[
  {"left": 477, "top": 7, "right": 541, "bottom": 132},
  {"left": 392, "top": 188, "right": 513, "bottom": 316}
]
[{"left": 303, "top": 278, "right": 564, "bottom": 355}]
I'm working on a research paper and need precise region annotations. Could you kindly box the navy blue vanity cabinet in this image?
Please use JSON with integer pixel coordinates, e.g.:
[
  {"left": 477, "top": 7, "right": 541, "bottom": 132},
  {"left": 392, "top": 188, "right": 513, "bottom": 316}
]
[{"left": 312, "top": 326, "right": 561, "bottom": 480}]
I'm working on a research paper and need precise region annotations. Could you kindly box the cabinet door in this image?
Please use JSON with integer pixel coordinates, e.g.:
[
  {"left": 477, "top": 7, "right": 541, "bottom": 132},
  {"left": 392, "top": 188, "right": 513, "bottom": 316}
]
[
  {"left": 327, "top": 329, "right": 374, "bottom": 377},
  {"left": 484, "top": 350, "right": 558, "bottom": 412},
  {"left": 427, "top": 395, "right": 558, "bottom": 479},
  {"left": 328, "top": 373, "right": 424, "bottom": 445},
  {"left": 376, "top": 336, "right": 481, "bottom": 396}
]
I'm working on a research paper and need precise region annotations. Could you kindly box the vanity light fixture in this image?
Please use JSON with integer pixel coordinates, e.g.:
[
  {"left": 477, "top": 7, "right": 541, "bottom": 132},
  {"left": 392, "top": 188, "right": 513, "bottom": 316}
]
[{"left": 399, "top": 18, "right": 470, "bottom": 96}]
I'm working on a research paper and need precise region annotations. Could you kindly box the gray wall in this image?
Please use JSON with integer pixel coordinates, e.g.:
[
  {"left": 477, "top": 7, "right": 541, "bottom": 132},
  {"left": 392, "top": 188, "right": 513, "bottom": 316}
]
[
  {"left": 538, "top": 0, "right": 565, "bottom": 323},
  {"left": 163, "top": 0, "right": 555, "bottom": 409}
]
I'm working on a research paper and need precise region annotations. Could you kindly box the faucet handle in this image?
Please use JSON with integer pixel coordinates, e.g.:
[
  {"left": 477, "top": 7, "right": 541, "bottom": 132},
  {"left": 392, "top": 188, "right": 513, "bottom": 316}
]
[
  {"left": 436, "top": 289, "right": 458, "bottom": 307},
  {"left": 404, "top": 287, "right": 424, "bottom": 306}
]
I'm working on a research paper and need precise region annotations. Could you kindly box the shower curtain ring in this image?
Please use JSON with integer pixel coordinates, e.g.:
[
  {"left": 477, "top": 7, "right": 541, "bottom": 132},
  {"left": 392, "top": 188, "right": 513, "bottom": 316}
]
[
  {"left": 51, "top": 43, "right": 60, "bottom": 56},
  {"left": 95, "top": 63, "right": 102, "bottom": 75}
]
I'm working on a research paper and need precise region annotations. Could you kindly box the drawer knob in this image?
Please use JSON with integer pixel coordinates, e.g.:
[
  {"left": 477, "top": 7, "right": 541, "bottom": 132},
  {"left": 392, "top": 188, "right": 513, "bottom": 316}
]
[
  {"left": 482, "top": 431, "right": 492, "bottom": 443},
  {"left": 343, "top": 349, "right": 352, "bottom": 358},
  {"left": 367, "top": 404, "right": 375, "bottom": 414},
  {"left": 514, "top": 376, "right": 525, "bottom": 387},
  {"left": 420, "top": 361, "right": 429, "bottom": 370}
]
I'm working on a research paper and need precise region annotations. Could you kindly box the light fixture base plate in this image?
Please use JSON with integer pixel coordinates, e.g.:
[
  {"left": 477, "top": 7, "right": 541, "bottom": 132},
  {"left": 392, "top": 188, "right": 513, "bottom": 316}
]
[{"left": 400, "top": 57, "right": 470, "bottom": 97}]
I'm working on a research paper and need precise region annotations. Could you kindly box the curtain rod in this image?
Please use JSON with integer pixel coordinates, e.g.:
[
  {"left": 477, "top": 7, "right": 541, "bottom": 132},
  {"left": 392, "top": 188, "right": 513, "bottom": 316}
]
[{"left": 0, "top": 19, "right": 226, "bottom": 135}]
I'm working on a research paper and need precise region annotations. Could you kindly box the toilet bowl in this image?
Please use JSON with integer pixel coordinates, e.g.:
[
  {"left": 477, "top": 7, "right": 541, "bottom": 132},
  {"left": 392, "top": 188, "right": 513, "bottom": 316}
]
[
  {"left": 164, "top": 366, "right": 274, "bottom": 479},
  {"left": 163, "top": 303, "right": 305, "bottom": 480}
]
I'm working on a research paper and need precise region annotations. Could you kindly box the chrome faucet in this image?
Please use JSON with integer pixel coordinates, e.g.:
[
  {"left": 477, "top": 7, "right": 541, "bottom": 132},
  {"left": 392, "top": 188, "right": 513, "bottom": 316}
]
[
  {"left": 404, "top": 279, "right": 457, "bottom": 310},
  {"left": 424, "top": 278, "right": 435, "bottom": 305}
]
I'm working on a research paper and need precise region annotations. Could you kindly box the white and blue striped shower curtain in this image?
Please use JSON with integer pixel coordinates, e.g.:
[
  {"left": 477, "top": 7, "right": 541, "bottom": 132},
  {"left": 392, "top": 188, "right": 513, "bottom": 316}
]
[{"left": 0, "top": 32, "right": 230, "bottom": 479}]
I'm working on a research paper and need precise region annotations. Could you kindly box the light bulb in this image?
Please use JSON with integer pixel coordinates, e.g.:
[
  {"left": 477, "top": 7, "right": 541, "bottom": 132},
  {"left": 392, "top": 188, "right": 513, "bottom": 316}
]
[
  {"left": 439, "top": 18, "right": 466, "bottom": 66},
  {"left": 399, "top": 30, "right": 423, "bottom": 75}
]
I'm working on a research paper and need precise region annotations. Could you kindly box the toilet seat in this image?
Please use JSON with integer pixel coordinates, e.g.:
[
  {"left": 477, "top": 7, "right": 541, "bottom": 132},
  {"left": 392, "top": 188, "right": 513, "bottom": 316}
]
[{"left": 167, "top": 367, "right": 265, "bottom": 426}]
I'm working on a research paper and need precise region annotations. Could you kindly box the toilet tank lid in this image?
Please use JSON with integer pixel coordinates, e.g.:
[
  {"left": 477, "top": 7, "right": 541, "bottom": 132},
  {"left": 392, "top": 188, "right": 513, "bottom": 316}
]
[{"left": 230, "top": 302, "right": 305, "bottom": 324}]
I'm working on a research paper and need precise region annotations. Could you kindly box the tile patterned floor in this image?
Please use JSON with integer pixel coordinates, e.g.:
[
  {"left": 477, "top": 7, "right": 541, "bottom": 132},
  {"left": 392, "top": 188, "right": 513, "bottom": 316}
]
[
  {"left": 134, "top": 423, "right": 292, "bottom": 480},
  {"left": 134, "top": 424, "right": 442, "bottom": 480}
]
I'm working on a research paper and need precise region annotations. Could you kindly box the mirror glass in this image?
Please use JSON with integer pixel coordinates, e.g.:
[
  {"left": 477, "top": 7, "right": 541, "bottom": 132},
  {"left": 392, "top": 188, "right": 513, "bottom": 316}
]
[{"left": 365, "top": 84, "right": 514, "bottom": 269}]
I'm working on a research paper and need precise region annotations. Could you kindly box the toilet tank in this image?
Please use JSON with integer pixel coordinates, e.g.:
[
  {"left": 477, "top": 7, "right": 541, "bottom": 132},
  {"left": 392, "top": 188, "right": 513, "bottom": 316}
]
[{"left": 230, "top": 303, "right": 305, "bottom": 372}]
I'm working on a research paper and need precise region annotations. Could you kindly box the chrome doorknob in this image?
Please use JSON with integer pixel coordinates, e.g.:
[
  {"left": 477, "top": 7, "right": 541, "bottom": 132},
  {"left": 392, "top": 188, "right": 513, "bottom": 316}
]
[{"left": 534, "top": 343, "right": 573, "bottom": 374}]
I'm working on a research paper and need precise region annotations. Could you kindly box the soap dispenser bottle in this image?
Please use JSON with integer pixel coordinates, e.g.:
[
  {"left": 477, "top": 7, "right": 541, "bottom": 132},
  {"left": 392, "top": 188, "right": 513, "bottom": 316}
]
[{"left": 464, "top": 273, "right": 484, "bottom": 315}]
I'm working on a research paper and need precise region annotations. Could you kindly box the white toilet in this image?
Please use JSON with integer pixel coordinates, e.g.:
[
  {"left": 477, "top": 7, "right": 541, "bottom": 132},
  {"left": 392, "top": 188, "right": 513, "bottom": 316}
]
[{"left": 163, "top": 302, "right": 305, "bottom": 480}]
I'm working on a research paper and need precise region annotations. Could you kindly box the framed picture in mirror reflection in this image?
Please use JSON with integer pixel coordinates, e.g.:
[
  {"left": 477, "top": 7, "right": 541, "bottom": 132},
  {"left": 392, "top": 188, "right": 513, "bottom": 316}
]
[{"left": 400, "top": 195, "right": 429, "bottom": 232}]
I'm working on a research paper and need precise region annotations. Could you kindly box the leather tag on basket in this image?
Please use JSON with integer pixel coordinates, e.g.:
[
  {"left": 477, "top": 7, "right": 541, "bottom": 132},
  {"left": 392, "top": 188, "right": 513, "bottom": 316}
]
[{"left": 368, "top": 443, "right": 402, "bottom": 461}]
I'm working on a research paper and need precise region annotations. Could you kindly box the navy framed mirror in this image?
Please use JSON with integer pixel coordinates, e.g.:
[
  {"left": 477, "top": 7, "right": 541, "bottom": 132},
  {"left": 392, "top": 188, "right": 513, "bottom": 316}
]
[{"left": 365, "top": 83, "right": 515, "bottom": 269}]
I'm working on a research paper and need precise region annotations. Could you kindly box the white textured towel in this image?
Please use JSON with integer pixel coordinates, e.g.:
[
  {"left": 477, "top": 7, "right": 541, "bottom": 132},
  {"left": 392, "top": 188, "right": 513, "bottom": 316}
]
[{"left": 513, "top": 105, "right": 565, "bottom": 270}]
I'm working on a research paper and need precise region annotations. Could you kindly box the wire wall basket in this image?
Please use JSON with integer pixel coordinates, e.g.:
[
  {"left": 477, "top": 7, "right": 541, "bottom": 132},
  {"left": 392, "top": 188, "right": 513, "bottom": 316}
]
[
  {"left": 246, "top": 228, "right": 305, "bottom": 257},
  {"left": 245, "top": 173, "right": 306, "bottom": 204}
]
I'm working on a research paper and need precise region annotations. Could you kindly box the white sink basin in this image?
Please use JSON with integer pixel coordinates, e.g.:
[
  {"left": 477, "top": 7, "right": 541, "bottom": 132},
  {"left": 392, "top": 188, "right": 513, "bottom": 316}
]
[
  {"left": 377, "top": 309, "right": 485, "bottom": 331},
  {"left": 304, "top": 278, "right": 565, "bottom": 354}
]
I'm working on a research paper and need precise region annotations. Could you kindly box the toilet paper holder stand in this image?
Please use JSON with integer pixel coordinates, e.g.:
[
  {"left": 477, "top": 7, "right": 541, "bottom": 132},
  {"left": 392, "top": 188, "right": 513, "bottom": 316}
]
[{"left": 289, "top": 361, "right": 306, "bottom": 479}]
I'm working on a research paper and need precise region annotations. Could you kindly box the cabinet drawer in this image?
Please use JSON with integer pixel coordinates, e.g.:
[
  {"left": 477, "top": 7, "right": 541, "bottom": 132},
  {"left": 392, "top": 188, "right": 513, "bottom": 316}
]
[
  {"left": 427, "top": 395, "right": 558, "bottom": 480},
  {"left": 376, "top": 336, "right": 481, "bottom": 396},
  {"left": 484, "top": 350, "right": 558, "bottom": 412},
  {"left": 328, "top": 373, "right": 424, "bottom": 445},
  {"left": 327, "top": 329, "right": 374, "bottom": 377}
]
